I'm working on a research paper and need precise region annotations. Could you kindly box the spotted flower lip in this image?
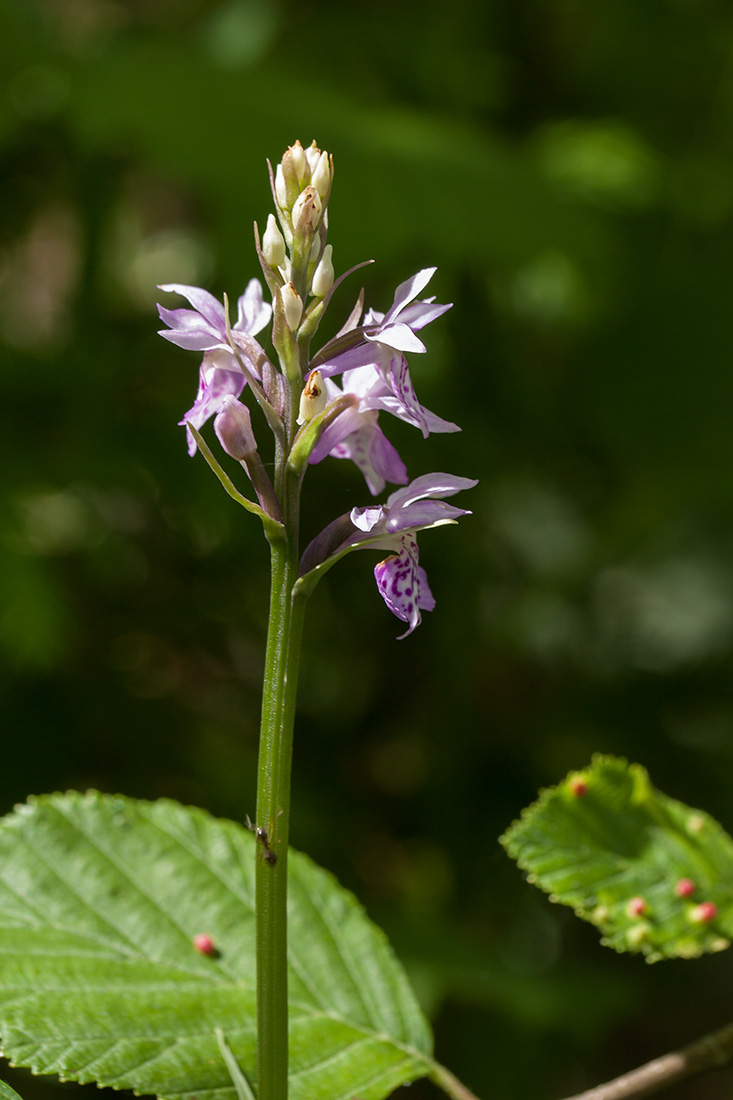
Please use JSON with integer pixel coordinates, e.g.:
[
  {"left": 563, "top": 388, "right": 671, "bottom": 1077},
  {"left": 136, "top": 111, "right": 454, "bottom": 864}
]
[{"left": 373, "top": 535, "right": 435, "bottom": 638}]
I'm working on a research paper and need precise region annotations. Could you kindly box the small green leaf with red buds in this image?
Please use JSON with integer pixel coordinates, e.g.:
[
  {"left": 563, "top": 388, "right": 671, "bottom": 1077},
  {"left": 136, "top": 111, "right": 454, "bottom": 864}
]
[{"left": 501, "top": 755, "right": 733, "bottom": 961}]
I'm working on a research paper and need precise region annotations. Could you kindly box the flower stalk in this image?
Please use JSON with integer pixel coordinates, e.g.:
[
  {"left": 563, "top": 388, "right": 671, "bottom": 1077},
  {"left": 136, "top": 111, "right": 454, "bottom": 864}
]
[{"left": 254, "top": 525, "right": 305, "bottom": 1100}]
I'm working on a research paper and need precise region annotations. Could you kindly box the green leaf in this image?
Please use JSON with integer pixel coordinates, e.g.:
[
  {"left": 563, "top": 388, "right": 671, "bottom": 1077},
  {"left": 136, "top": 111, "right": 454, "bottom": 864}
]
[
  {"left": 0, "top": 1080, "right": 24, "bottom": 1100},
  {"left": 501, "top": 755, "right": 733, "bottom": 962},
  {"left": 0, "top": 792, "right": 431, "bottom": 1100}
]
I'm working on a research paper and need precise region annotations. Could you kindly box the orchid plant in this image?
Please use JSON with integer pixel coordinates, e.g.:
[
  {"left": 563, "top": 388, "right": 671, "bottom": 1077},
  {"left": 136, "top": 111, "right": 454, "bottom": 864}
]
[
  {"left": 2, "top": 141, "right": 733, "bottom": 1100},
  {"left": 155, "top": 140, "right": 477, "bottom": 1099}
]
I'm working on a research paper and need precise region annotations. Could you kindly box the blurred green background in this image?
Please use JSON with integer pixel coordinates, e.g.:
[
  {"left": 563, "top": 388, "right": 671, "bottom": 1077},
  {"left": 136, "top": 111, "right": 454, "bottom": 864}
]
[{"left": 2, "top": 1, "right": 733, "bottom": 1098}]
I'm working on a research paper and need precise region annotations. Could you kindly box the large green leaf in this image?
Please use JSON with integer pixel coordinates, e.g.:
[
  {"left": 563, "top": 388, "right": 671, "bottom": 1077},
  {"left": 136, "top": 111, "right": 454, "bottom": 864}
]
[
  {"left": 501, "top": 756, "right": 733, "bottom": 962},
  {"left": 0, "top": 1080, "right": 23, "bottom": 1100},
  {"left": 0, "top": 793, "right": 431, "bottom": 1100}
]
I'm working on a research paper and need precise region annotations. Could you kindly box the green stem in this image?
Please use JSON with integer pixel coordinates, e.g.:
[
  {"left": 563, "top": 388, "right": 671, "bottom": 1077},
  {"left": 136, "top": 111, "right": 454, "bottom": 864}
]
[
  {"left": 255, "top": 495, "right": 308, "bottom": 1100},
  {"left": 254, "top": 210, "right": 314, "bottom": 1100},
  {"left": 428, "top": 1061, "right": 482, "bottom": 1100}
]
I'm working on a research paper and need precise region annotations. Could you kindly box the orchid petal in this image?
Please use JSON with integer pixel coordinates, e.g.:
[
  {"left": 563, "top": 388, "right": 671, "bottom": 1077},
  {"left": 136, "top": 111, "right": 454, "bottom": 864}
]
[
  {"left": 385, "top": 268, "right": 437, "bottom": 321},
  {"left": 308, "top": 404, "right": 366, "bottom": 464},
  {"left": 235, "top": 279, "right": 271, "bottom": 334},
  {"left": 365, "top": 323, "right": 427, "bottom": 355},
  {"left": 158, "top": 284, "right": 226, "bottom": 327},
  {"left": 386, "top": 473, "right": 479, "bottom": 510},
  {"left": 399, "top": 299, "right": 452, "bottom": 330},
  {"left": 422, "top": 407, "right": 460, "bottom": 433},
  {"left": 389, "top": 356, "right": 428, "bottom": 436},
  {"left": 384, "top": 500, "right": 470, "bottom": 532},
  {"left": 351, "top": 505, "right": 384, "bottom": 533},
  {"left": 329, "top": 422, "right": 408, "bottom": 496},
  {"left": 179, "top": 359, "right": 245, "bottom": 456}
]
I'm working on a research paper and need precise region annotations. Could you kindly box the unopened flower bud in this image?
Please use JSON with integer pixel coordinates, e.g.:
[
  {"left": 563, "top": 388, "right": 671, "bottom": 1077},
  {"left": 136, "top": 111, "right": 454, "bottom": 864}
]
[
  {"left": 263, "top": 213, "right": 286, "bottom": 268},
  {"left": 297, "top": 370, "right": 327, "bottom": 424},
  {"left": 292, "top": 186, "right": 322, "bottom": 232},
  {"left": 214, "top": 395, "right": 257, "bottom": 460},
  {"left": 304, "top": 140, "right": 322, "bottom": 174},
  {"left": 281, "top": 282, "right": 303, "bottom": 331},
  {"left": 311, "top": 150, "right": 331, "bottom": 199},
  {"left": 312, "top": 244, "right": 334, "bottom": 297},
  {"left": 275, "top": 164, "right": 288, "bottom": 208},
  {"left": 289, "top": 139, "right": 307, "bottom": 185}
]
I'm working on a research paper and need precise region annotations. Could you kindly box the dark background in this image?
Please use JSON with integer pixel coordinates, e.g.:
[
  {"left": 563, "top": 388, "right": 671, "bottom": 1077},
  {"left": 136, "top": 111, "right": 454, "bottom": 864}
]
[{"left": 2, "top": 1, "right": 733, "bottom": 1098}]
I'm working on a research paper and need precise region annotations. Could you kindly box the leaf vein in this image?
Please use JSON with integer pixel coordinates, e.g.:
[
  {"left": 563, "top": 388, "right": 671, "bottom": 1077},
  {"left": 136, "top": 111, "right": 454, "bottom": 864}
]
[
  {"left": 289, "top": 876, "right": 380, "bottom": 1029},
  {"left": 49, "top": 801, "right": 227, "bottom": 975}
]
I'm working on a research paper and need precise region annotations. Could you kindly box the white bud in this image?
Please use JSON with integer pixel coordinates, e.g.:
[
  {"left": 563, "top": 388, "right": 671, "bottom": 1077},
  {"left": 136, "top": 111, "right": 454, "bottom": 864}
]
[
  {"left": 292, "top": 186, "right": 322, "bottom": 231},
  {"left": 281, "top": 282, "right": 303, "bottom": 331},
  {"left": 311, "top": 151, "right": 331, "bottom": 199},
  {"left": 262, "top": 214, "right": 286, "bottom": 268},
  {"left": 275, "top": 164, "right": 288, "bottom": 208},
  {"left": 304, "top": 140, "right": 322, "bottom": 174},
  {"left": 312, "top": 244, "right": 334, "bottom": 297},
  {"left": 288, "top": 141, "right": 305, "bottom": 182},
  {"left": 290, "top": 140, "right": 307, "bottom": 184},
  {"left": 297, "top": 370, "right": 327, "bottom": 424}
]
